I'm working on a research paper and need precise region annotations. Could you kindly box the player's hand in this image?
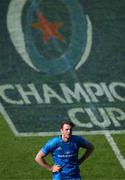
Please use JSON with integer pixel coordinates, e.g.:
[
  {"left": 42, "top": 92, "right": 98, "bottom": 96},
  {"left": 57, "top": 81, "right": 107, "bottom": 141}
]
[{"left": 51, "top": 165, "right": 61, "bottom": 172}]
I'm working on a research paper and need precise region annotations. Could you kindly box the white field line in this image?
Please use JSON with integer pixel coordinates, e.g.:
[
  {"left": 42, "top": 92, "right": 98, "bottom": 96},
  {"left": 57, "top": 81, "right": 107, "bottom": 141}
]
[
  {"left": 0, "top": 103, "right": 19, "bottom": 136},
  {"left": 105, "top": 132, "right": 125, "bottom": 171},
  {"left": 10, "top": 130, "right": 125, "bottom": 137}
]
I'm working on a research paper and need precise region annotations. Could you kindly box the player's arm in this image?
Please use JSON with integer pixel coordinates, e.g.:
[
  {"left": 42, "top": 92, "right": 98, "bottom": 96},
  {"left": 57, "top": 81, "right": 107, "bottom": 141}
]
[
  {"left": 35, "top": 150, "right": 61, "bottom": 172},
  {"left": 78, "top": 143, "right": 94, "bottom": 165}
]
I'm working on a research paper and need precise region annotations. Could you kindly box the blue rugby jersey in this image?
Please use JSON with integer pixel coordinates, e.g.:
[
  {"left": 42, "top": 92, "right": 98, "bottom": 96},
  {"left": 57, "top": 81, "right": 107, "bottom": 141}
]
[{"left": 41, "top": 135, "right": 90, "bottom": 179}]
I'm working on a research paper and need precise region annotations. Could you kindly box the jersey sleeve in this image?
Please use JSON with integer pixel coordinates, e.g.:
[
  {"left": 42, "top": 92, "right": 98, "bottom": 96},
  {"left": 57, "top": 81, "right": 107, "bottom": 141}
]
[
  {"left": 77, "top": 136, "right": 91, "bottom": 149},
  {"left": 41, "top": 138, "right": 57, "bottom": 155}
]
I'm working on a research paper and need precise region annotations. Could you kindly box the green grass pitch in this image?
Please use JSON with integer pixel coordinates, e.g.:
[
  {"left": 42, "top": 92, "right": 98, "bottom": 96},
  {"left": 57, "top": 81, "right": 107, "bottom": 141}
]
[{"left": 0, "top": 114, "right": 125, "bottom": 179}]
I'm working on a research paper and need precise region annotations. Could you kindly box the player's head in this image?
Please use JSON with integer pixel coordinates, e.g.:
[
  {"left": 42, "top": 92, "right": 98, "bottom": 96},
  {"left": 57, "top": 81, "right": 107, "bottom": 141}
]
[
  {"left": 60, "top": 121, "right": 75, "bottom": 129},
  {"left": 60, "top": 121, "right": 75, "bottom": 141}
]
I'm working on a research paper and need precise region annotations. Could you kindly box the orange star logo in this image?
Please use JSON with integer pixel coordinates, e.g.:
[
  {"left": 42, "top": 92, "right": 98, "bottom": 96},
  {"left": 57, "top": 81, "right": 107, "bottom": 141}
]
[{"left": 32, "top": 11, "right": 64, "bottom": 44}]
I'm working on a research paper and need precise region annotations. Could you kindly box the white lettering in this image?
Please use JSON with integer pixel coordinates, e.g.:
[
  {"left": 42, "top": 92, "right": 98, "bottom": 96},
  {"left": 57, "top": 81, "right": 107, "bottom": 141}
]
[
  {"left": 0, "top": 82, "right": 125, "bottom": 105},
  {"left": 100, "top": 82, "right": 115, "bottom": 102},
  {"left": 43, "top": 84, "right": 66, "bottom": 104},
  {"left": 85, "top": 107, "right": 111, "bottom": 128},
  {"left": 68, "top": 107, "right": 125, "bottom": 129},
  {"left": 60, "top": 83, "right": 91, "bottom": 103},
  {"left": 0, "top": 84, "right": 23, "bottom": 104},
  {"left": 84, "top": 83, "right": 104, "bottom": 102},
  {"left": 105, "top": 107, "right": 125, "bottom": 127},
  {"left": 109, "top": 82, "right": 125, "bottom": 101},
  {"left": 68, "top": 108, "right": 93, "bottom": 128},
  {"left": 15, "top": 83, "right": 43, "bottom": 104}
]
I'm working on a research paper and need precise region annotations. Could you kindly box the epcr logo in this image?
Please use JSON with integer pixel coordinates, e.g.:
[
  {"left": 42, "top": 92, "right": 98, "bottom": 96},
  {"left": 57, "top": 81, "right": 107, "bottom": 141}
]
[{"left": 7, "top": 0, "right": 92, "bottom": 74}]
